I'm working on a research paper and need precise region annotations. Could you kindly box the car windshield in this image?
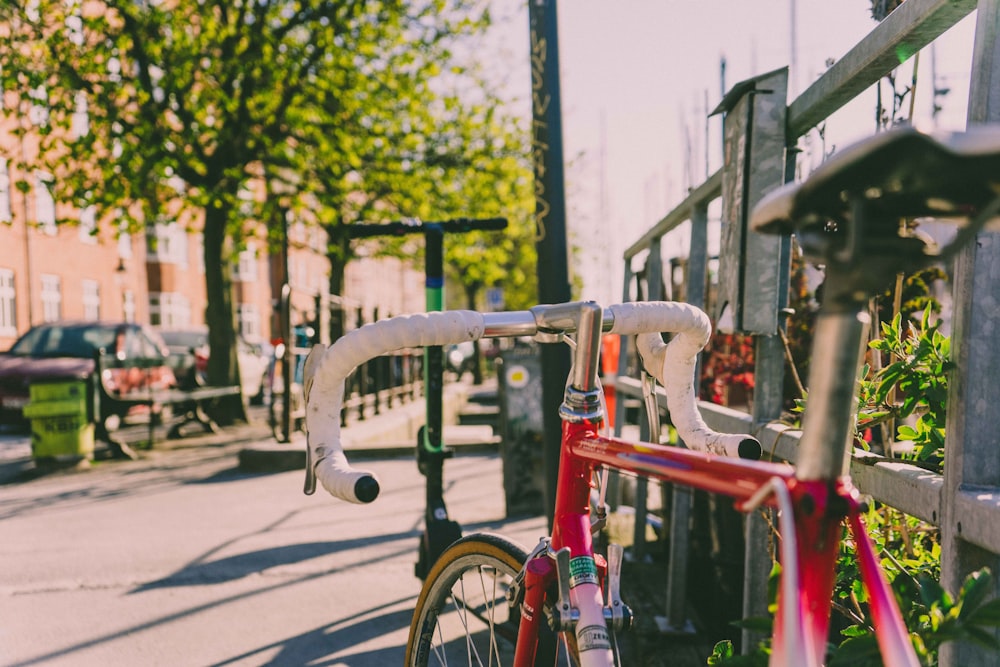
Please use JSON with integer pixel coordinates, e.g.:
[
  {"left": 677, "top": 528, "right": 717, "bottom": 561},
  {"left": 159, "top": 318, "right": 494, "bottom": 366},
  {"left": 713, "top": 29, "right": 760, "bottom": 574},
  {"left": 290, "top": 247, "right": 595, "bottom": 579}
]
[
  {"left": 159, "top": 330, "right": 208, "bottom": 351},
  {"left": 7, "top": 324, "right": 118, "bottom": 358}
]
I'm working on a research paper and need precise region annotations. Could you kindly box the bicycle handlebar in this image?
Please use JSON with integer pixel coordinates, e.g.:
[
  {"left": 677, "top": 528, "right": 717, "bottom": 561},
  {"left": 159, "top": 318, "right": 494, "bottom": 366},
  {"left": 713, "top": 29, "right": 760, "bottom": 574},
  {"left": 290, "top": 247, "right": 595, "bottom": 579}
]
[
  {"left": 611, "top": 302, "right": 762, "bottom": 459},
  {"left": 303, "top": 301, "right": 759, "bottom": 504}
]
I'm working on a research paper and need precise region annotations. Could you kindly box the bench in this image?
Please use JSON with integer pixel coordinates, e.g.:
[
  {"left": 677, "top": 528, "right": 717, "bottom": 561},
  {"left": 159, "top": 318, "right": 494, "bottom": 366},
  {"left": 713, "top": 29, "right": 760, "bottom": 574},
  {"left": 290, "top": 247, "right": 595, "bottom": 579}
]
[{"left": 93, "top": 351, "right": 241, "bottom": 459}]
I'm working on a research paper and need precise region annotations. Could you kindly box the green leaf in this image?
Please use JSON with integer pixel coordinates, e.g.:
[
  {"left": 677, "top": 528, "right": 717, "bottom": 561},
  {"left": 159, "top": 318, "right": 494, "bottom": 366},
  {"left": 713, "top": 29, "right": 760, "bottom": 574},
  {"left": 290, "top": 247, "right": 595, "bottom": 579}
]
[
  {"left": 959, "top": 569, "right": 994, "bottom": 621},
  {"left": 917, "top": 574, "right": 949, "bottom": 609},
  {"left": 965, "top": 598, "right": 1000, "bottom": 626},
  {"left": 841, "top": 625, "right": 869, "bottom": 637},
  {"left": 829, "top": 634, "right": 882, "bottom": 666},
  {"left": 709, "top": 640, "right": 735, "bottom": 661}
]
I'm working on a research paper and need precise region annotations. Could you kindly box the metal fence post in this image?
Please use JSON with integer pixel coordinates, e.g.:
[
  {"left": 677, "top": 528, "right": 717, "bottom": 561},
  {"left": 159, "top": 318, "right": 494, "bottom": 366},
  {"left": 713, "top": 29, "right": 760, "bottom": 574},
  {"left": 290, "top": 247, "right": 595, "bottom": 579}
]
[
  {"left": 659, "top": 202, "right": 711, "bottom": 634},
  {"left": 940, "top": 3, "right": 1000, "bottom": 664}
]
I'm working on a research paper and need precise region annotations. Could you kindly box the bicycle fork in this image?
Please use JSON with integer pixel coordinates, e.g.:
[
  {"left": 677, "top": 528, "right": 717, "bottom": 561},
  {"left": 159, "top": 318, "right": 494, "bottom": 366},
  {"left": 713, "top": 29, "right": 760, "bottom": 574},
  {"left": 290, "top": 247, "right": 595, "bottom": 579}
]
[{"left": 508, "top": 536, "right": 632, "bottom": 666}]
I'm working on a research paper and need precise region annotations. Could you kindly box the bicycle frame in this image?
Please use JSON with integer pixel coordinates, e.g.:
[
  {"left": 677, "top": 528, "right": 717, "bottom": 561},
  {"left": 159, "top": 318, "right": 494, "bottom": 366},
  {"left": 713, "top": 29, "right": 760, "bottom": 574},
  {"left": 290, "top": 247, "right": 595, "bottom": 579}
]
[
  {"left": 505, "top": 416, "right": 916, "bottom": 666},
  {"left": 508, "top": 299, "right": 917, "bottom": 667}
]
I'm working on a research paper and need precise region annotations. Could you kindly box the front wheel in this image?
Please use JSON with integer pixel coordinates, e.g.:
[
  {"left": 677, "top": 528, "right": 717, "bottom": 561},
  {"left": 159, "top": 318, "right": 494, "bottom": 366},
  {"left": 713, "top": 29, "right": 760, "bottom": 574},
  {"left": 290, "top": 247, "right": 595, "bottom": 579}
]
[
  {"left": 406, "top": 534, "right": 526, "bottom": 666},
  {"left": 405, "top": 533, "right": 586, "bottom": 666}
]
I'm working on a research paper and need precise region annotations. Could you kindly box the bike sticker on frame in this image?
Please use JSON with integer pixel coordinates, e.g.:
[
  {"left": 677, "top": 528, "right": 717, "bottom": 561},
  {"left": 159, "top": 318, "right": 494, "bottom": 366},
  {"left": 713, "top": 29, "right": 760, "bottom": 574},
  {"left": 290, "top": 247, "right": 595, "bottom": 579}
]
[{"left": 568, "top": 556, "right": 599, "bottom": 587}]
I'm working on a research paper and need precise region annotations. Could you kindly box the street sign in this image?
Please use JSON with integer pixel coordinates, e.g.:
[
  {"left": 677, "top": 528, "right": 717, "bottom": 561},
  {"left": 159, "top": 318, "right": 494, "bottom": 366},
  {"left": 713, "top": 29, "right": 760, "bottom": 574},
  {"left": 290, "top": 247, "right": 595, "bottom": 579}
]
[{"left": 486, "top": 287, "right": 505, "bottom": 312}]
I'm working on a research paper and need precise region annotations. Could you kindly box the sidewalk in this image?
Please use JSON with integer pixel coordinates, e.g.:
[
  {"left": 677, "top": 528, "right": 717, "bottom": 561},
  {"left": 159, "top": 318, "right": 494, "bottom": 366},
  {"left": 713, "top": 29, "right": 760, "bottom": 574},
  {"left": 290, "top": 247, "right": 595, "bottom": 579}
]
[
  {"left": 0, "top": 405, "right": 534, "bottom": 667},
  {"left": 0, "top": 379, "right": 496, "bottom": 485},
  {"left": 0, "top": 379, "right": 717, "bottom": 666}
]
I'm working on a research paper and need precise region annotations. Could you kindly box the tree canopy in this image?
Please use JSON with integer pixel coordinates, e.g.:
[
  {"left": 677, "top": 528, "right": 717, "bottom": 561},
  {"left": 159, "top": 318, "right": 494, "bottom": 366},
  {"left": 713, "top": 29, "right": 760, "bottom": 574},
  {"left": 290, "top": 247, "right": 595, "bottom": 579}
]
[{"left": 0, "top": 0, "right": 536, "bottom": 413}]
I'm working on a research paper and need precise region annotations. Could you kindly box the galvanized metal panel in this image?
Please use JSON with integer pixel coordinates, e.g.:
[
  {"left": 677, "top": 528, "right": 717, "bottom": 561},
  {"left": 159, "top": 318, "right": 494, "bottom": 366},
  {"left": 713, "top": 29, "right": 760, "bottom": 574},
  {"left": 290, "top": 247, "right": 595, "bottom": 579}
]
[
  {"left": 953, "top": 490, "right": 1000, "bottom": 555},
  {"left": 941, "top": 4, "right": 1000, "bottom": 663},
  {"left": 850, "top": 453, "right": 943, "bottom": 525},
  {"left": 716, "top": 69, "right": 788, "bottom": 334}
]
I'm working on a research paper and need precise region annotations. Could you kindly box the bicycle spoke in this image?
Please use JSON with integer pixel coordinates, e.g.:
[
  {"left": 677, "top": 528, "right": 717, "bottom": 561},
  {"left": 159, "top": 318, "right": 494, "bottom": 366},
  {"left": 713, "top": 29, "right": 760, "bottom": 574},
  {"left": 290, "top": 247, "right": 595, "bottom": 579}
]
[{"left": 476, "top": 565, "right": 501, "bottom": 666}]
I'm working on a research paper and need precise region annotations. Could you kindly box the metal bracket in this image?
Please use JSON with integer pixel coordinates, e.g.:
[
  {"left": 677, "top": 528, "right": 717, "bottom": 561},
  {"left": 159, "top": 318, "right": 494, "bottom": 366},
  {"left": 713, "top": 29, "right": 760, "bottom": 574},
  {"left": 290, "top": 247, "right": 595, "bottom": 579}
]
[
  {"left": 605, "top": 543, "right": 633, "bottom": 631},
  {"left": 548, "top": 547, "right": 579, "bottom": 631}
]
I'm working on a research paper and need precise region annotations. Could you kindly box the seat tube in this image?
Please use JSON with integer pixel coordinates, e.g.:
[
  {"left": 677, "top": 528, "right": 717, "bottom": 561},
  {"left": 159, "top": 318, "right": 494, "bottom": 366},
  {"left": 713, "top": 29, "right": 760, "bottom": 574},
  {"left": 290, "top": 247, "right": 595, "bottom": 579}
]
[{"left": 796, "top": 282, "right": 870, "bottom": 481}]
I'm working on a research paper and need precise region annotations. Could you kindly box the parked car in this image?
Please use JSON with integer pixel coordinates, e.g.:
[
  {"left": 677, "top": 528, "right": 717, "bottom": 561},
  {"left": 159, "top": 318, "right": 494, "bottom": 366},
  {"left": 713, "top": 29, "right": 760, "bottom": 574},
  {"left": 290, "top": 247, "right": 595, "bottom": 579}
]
[
  {"left": 157, "top": 328, "right": 271, "bottom": 404},
  {"left": 0, "top": 321, "right": 177, "bottom": 428}
]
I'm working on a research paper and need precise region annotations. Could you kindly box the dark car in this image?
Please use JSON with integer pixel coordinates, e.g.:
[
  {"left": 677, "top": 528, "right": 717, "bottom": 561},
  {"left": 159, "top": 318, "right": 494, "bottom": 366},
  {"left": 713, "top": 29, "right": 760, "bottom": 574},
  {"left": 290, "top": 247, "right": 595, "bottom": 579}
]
[
  {"left": 157, "top": 328, "right": 272, "bottom": 404},
  {"left": 0, "top": 321, "right": 177, "bottom": 428}
]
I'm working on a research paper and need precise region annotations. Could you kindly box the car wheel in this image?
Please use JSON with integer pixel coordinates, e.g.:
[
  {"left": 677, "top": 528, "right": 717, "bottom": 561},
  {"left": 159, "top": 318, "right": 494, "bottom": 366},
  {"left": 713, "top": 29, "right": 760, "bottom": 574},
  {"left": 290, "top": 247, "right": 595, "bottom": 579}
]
[
  {"left": 250, "top": 371, "right": 268, "bottom": 406},
  {"left": 104, "top": 414, "right": 121, "bottom": 433}
]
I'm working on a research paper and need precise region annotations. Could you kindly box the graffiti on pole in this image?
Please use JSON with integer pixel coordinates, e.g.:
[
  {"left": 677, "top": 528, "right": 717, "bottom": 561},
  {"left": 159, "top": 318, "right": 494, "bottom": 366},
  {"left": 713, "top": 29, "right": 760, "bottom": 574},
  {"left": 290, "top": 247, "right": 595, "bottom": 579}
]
[{"left": 530, "top": 23, "right": 551, "bottom": 242}]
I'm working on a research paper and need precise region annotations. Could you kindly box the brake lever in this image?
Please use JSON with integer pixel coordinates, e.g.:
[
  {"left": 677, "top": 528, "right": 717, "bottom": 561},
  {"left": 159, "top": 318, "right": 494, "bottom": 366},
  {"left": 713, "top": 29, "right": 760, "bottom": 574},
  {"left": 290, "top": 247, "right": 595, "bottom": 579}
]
[
  {"left": 641, "top": 371, "right": 661, "bottom": 444},
  {"left": 301, "top": 345, "right": 325, "bottom": 496}
]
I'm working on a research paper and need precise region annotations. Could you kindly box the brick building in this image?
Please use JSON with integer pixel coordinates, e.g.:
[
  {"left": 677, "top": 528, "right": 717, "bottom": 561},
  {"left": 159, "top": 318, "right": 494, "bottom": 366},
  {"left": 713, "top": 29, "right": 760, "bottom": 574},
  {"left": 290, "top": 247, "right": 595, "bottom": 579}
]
[
  {"left": 0, "top": 156, "right": 425, "bottom": 351},
  {"left": 0, "top": 195, "right": 425, "bottom": 351},
  {"left": 0, "top": 91, "right": 425, "bottom": 351}
]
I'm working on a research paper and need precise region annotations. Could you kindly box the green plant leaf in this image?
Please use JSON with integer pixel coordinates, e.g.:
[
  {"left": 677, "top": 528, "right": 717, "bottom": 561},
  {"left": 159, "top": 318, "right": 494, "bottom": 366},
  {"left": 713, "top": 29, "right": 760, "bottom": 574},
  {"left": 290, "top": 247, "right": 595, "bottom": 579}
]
[
  {"left": 829, "top": 634, "right": 882, "bottom": 666},
  {"left": 965, "top": 598, "right": 1000, "bottom": 626},
  {"left": 958, "top": 569, "right": 994, "bottom": 621}
]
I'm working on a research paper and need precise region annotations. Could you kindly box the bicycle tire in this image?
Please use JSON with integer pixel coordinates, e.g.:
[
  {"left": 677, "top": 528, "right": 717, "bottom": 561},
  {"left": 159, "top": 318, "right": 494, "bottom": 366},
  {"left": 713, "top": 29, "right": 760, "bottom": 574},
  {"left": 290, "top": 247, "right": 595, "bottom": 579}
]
[{"left": 405, "top": 533, "right": 580, "bottom": 666}]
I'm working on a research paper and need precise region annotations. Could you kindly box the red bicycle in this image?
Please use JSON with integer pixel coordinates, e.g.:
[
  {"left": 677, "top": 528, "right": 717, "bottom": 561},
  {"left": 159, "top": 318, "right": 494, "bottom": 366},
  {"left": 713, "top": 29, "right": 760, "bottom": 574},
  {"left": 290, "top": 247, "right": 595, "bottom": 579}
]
[{"left": 302, "top": 126, "right": 1000, "bottom": 666}]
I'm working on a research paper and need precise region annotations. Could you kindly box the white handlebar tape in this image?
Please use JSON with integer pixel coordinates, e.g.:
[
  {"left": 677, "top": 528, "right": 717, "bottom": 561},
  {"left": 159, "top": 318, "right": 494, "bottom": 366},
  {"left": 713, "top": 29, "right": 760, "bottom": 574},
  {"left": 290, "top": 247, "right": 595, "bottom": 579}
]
[
  {"left": 303, "top": 311, "right": 486, "bottom": 503},
  {"left": 609, "top": 302, "right": 760, "bottom": 459}
]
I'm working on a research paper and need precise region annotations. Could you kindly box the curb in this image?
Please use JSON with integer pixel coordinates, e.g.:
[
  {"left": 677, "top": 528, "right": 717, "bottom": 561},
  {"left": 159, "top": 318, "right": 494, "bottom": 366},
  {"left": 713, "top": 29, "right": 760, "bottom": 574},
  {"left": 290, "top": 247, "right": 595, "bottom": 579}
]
[{"left": 237, "top": 382, "right": 498, "bottom": 474}]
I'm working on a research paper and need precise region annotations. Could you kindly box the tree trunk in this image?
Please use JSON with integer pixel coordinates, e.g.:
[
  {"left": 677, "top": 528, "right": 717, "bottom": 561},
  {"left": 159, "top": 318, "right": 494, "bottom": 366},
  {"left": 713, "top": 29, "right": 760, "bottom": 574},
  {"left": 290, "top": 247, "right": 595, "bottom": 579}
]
[
  {"left": 203, "top": 203, "right": 247, "bottom": 424},
  {"left": 326, "top": 227, "right": 350, "bottom": 341}
]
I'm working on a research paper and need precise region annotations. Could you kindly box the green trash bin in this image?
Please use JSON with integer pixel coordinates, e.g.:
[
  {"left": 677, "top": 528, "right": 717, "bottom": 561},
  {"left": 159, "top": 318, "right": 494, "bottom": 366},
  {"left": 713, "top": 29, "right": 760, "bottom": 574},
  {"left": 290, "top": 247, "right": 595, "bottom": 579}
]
[{"left": 23, "top": 379, "right": 95, "bottom": 464}]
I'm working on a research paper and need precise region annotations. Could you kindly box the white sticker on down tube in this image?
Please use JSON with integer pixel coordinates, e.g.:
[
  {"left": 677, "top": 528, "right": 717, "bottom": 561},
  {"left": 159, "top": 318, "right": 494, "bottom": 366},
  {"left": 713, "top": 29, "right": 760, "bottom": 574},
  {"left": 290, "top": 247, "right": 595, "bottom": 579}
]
[{"left": 576, "top": 624, "right": 612, "bottom": 652}]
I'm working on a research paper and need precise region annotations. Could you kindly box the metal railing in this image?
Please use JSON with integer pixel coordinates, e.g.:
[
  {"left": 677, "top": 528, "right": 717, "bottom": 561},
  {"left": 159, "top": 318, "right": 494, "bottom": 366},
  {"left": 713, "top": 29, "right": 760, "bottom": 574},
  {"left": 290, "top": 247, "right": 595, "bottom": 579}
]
[{"left": 615, "top": 2, "right": 1000, "bottom": 663}]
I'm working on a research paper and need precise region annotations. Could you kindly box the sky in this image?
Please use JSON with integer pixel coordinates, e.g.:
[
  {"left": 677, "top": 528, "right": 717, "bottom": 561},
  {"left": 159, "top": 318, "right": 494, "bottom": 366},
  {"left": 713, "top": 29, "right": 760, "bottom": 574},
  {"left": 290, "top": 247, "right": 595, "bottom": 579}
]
[{"left": 483, "top": 0, "right": 978, "bottom": 305}]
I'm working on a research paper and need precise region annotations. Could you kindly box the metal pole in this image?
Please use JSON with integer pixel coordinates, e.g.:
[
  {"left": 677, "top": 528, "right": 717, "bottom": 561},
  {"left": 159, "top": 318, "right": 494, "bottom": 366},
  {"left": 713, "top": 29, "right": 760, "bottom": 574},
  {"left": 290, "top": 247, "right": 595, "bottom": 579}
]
[
  {"left": 346, "top": 217, "right": 506, "bottom": 576},
  {"left": 660, "top": 204, "right": 710, "bottom": 634},
  {"left": 528, "top": 0, "right": 572, "bottom": 526}
]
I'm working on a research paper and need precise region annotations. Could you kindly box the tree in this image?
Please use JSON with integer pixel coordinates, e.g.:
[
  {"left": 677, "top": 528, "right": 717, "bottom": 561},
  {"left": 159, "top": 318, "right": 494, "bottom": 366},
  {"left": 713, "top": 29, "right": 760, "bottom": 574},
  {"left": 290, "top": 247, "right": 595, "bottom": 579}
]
[{"left": 0, "top": 0, "right": 502, "bottom": 419}]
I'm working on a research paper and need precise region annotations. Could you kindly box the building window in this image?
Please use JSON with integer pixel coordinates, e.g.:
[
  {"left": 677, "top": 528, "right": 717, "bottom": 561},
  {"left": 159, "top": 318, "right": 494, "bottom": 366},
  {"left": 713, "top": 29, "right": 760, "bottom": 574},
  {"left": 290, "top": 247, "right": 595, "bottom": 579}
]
[
  {"left": 36, "top": 173, "right": 56, "bottom": 235},
  {"left": 71, "top": 91, "right": 89, "bottom": 139},
  {"left": 118, "top": 223, "right": 133, "bottom": 260},
  {"left": 192, "top": 232, "right": 204, "bottom": 273},
  {"left": 82, "top": 279, "right": 100, "bottom": 321},
  {"left": 123, "top": 290, "right": 136, "bottom": 323},
  {"left": 238, "top": 186, "right": 255, "bottom": 217},
  {"left": 40, "top": 274, "right": 61, "bottom": 322},
  {"left": 0, "top": 159, "right": 11, "bottom": 224},
  {"left": 149, "top": 292, "right": 190, "bottom": 328},
  {"left": 0, "top": 269, "right": 16, "bottom": 336},
  {"left": 29, "top": 85, "right": 48, "bottom": 126},
  {"left": 238, "top": 304, "right": 260, "bottom": 341},
  {"left": 146, "top": 222, "right": 188, "bottom": 266},
  {"left": 309, "top": 225, "right": 325, "bottom": 252},
  {"left": 79, "top": 205, "right": 97, "bottom": 243},
  {"left": 234, "top": 246, "right": 257, "bottom": 283}
]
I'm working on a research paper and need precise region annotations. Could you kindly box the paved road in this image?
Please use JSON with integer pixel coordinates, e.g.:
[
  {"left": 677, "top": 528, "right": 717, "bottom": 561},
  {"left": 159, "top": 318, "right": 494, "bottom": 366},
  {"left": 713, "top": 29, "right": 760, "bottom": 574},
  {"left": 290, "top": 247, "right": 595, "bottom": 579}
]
[{"left": 0, "top": 433, "right": 546, "bottom": 666}]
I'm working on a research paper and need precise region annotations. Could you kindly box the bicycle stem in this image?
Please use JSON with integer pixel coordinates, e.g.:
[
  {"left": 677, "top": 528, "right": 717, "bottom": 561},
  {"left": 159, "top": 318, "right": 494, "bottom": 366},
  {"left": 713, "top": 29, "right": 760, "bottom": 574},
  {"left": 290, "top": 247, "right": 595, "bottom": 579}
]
[{"left": 482, "top": 301, "right": 608, "bottom": 421}]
